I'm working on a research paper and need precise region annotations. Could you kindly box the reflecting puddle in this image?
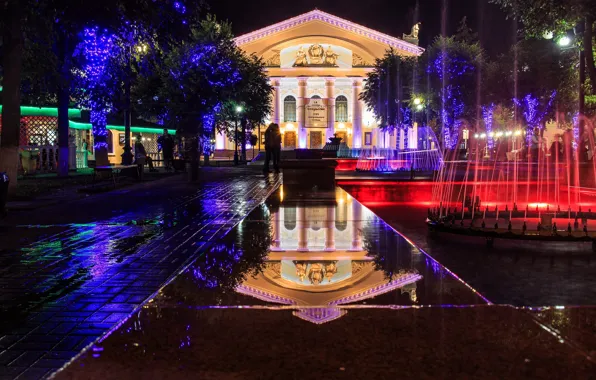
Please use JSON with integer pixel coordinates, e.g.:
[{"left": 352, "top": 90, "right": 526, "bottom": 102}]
[{"left": 153, "top": 187, "right": 487, "bottom": 324}]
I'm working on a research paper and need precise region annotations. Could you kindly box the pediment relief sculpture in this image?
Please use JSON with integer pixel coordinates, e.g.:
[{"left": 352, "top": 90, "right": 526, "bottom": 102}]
[
  {"left": 293, "top": 44, "right": 339, "bottom": 67},
  {"left": 352, "top": 53, "right": 371, "bottom": 67},
  {"left": 264, "top": 50, "right": 281, "bottom": 67}
]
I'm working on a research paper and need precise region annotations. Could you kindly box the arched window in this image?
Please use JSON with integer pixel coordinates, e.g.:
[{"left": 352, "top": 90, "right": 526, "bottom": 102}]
[
  {"left": 284, "top": 207, "right": 296, "bottom": 231},
  {"left": 336, "top": 95, "right": 348, "bottom": 122},
  {"left": 311, "top": 95, "right": 321, "bottom": 99},
  {"left": 284, "top": 96, "right": 296, "bottom": 122}
]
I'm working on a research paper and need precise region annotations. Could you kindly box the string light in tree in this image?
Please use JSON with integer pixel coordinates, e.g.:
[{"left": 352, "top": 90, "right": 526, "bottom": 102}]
[
  {"left": 482, "top": 104, "right": 495, "bottom": 149},
  {"left": 79, "top": 27, "right": 117, "bottom": 150},
  {"left": 513, "top": 91, "right": 556, "bottom": 146}
]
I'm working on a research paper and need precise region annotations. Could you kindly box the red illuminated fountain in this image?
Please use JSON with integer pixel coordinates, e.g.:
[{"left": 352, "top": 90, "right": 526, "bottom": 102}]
[{"left": 427, "top": 118, "right": 596, "bottom": 251}]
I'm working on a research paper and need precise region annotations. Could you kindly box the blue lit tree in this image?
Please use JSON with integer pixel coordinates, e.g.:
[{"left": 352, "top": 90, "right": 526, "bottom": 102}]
[
  {"left": 135, "top": 16, "right": 270, "bottom": 175},
  {"left": 425, "top": 36, "right": 483, "bottom": 150},
  {"left": 1, "top": 0, "right": 203, "bottom": 185},
  {"left": 73, "top": 27, "right": 120, "bottom": 165},
  {"left": 134, "top": 17, "right": 241, "bottom": 178}
]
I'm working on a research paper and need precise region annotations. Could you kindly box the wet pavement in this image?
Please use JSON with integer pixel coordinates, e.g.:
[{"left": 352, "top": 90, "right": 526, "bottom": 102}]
[
  {"left": 341, "top": 182, "right": 596, "bottom": 305},
  {"left": 53, "top": 188, "right": 596, "bottom": 379},
  {"left": 0, "top": 168, "right": 280, "bottom": 379}
]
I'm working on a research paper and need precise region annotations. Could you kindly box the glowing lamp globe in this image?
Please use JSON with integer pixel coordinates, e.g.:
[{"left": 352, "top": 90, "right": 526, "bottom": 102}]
[
  {"left": 557, "top": 36, "right": 571, "bottom": 47},
  {"left": 413, "top": 98, "right": 422, "bottom": 105},
  {"left": 235, "top": 106, "right": 243, "bottom": 113}
]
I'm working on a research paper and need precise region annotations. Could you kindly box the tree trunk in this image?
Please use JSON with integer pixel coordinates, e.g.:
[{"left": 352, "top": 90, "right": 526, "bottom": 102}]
[
  {"left": 57, "top": 32, "right": 71, "bottom": 177},
  {"left": 585, "top": 17, "right": 596, "bottom": 96},
  {"left": 241, "top": 118, "right": 247, "bottom": 162},
  {"left": 57, "top": 85, "right": 70, "bottom": 177},
  {"left": 0, "top": 0, "right": 24, "bottom": 195}
]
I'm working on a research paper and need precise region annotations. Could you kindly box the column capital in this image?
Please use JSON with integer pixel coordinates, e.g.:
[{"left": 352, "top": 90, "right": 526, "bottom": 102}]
[
  {"left": 325, "top": 77, "right": 336, "bottom": 86},
  {"left": 297, "top": 77, "right": 308, "bottom": 86},
  {"left": 351, "top": 77, "right": 363, "bottom": 87},
  {"left": 270, "top": 78, "right": 281, "bottom": 87}
]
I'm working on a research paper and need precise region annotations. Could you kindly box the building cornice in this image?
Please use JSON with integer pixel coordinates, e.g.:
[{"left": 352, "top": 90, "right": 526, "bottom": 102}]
[{"left": 233, "top": 9, "right": 424, "bottom": 56}]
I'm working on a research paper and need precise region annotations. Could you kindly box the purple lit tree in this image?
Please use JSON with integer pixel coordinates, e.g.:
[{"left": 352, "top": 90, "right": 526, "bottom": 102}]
[
  {"left": 512, "top": 91, "right": 556, "bottom": 146},
  {"left": 425, "top": 36, "right": 483, "bottom": 150},
  {"left": 482, "top": 103, "right": 496, "bottom": 150},
  {"left": 74, "top": 27, "right": 119, "bottom": 166}
]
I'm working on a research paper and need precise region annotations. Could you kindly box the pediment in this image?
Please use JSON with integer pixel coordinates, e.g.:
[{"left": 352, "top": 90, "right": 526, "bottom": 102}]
[{"left": 235, "top": 9, "right": 423, "bottom": 63}]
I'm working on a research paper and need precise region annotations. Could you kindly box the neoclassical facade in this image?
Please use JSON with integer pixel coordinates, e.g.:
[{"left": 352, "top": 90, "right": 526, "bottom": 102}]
[{"left": 215, "top": 9, "right": 424, "bottom": 151}]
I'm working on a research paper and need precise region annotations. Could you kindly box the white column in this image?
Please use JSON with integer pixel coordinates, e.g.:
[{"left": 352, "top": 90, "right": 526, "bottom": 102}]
[
  {"left": 271, "top": 79, "right": 280, "bottom": 124},
  {"left": 325, "top": 206, "right": 335, "bottom": 251},
  {"left": 325, "top": 77, "right": 336, "bottom": 143},
  {"left": 297, "top": 77, "right": 308, "bottom": 149},
  {"left": 352, "top": 78, "right": 363, "bottom": 149},
  {"left": 216, "top": 131, "right": 226, "bottom": 150},
  {"left": 271, "top": 210, "right": 281, "bottom": 251},
  {"left": 297, "top": 206, "right": 308, "bottom": 251},
  {"left": 350, "top": 200, "right": 363, "bottom": 251}
]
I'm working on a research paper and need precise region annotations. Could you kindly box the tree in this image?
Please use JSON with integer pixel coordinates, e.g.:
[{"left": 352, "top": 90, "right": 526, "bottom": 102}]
[
  {"left": 491, "top": 0, "right": 596, "bottom": 95},
  {"left": 360, "top": 48, "right": 417, "bottom": 149},
  {"left": 215, "top": 54, "right": 272, "bottom": 161},
  {"left": 0, "top": 0, "right": 25, "bottom": 194},
  {"left": 134, "top": 17, "right": 243, "bottom": 178},
  {"left": 1, "top": 0, "right": 203, "bottom": 189},
  {"left": 424, "top": 36, "right": 484, "bottom": 149}
]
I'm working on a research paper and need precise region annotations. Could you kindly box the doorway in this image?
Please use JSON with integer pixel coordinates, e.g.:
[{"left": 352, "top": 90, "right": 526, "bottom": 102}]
[
  {"left": 284, "top": 131, "right": 297, "bottom": 149},
  {"left": 310, "top": 131, "right": 323, "bottom": 149}
]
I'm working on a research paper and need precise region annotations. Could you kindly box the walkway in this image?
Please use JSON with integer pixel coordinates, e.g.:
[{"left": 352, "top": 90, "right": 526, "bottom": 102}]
[{"left": 0, "top": 168, "right": 280, "bottom": 379}]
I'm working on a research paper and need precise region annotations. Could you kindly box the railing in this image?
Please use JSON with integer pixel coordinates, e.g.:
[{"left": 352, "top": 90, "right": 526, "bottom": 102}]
[
  {"left": 76, "top": 151, "right": 89, "bottom": 169},
  {"left": 18, "top": 144, "right": 78, "bottom": 174},
  {"left": 147, "top": 152, "right": 164, "bottom": 167}
]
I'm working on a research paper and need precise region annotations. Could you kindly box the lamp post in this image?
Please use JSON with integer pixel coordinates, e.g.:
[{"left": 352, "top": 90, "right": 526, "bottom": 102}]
[
  {"left": 233, "top": 105, "right": 243, "bottom": 165},
  {"left": 556, "top": 32, "right": 586, "bottom": 161}
]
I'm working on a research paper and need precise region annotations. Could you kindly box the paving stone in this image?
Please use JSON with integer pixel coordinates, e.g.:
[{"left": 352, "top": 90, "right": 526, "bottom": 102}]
[{"left": 0, "top": 169, "right": 280, "bottom": 379}]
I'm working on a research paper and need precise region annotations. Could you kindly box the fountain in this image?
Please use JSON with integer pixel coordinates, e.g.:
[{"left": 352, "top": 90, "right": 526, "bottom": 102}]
[
  {"left": 427, "top": 118, "right": 596, "bottom": 251},
  {"left": 355, "top": 126, "right": 444, "bottom": 172}
]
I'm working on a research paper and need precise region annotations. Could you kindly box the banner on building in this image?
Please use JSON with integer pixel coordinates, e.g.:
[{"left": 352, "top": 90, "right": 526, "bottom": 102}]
[{"left": 305, "top": 98, "right": 327, "bottom": 128}]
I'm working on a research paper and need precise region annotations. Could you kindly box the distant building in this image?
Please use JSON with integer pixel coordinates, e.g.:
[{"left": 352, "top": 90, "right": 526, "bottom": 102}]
[{"left": 216, "top": 9, "right": 424, "bottom": 152}]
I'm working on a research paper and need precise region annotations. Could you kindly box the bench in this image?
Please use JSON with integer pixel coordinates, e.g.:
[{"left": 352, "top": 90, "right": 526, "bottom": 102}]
[{"left": 94, "top": 165, "right": 138, "bottom": 188}]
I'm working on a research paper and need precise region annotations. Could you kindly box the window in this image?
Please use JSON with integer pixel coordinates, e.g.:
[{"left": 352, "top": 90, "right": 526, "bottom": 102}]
[
  {"left": 364, "top": 132, "right": 372, "bottom": 146},
  {"left": 284, "top": 95, "right": 296, "bottom": 122},
  {"left": 311, "top": 95, "right": 321, "bottom": 99},
  {"left": 336, "top": 95, "right": 348, "bottom": 122}
]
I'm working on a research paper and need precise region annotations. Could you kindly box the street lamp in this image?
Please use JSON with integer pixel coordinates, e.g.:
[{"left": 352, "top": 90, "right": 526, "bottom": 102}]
[
  {"left": 555, "top": 30, "right": 586, "bottom": 161},
  {"left": 557, "top": 35, "right": 571, "bottom": 47},
  {"left": 233, "top": 105, "right": 243, "bottom": 165}
]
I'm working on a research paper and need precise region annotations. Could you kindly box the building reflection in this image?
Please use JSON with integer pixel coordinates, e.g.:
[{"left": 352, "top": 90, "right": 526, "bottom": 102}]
[{"left": 236, "top": 189, "right": 421, "bottom": 324}]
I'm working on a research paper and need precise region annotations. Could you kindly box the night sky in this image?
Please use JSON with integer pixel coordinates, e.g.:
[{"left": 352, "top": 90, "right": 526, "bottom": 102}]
[{"left": 208, "top": 0, "right": 515, "bottom": 57}]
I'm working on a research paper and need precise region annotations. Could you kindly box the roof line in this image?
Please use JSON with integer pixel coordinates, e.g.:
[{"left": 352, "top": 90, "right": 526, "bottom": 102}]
[{"left": 233, "top": 9, "right": 424, "bottom": 55}]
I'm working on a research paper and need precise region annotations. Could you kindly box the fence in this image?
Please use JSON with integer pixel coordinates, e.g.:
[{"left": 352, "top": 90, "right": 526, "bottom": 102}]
[{"left": 18, "top": 144, "right": 79, "bottom": 174}]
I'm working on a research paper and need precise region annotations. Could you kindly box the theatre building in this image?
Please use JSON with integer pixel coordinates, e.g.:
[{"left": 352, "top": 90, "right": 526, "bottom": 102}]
[{"left": 215, "top": 9, "right": 424, "bottom": 152}]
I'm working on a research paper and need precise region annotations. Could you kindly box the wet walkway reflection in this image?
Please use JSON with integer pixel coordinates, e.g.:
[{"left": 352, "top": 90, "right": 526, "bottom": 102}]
[
  {"left": 55, "top": 187, "right": 596, "bottom": 379},
  {"left": 152, "top": 187, "right": 487, "bottom": 325}
]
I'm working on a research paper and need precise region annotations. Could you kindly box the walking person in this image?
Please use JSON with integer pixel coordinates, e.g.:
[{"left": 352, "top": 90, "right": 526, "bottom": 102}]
[
  {"left": 271, "top": 123, "right": 282, "bottom": 173},
  {"left": 134, "top": 134, "right": 147, "bottom": 181},
  {"left": 263, "top": 124, "right": 273, "bottom": 175},
  {"left": 158, "top": 129, "right": 174, "bottom": 171}
]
